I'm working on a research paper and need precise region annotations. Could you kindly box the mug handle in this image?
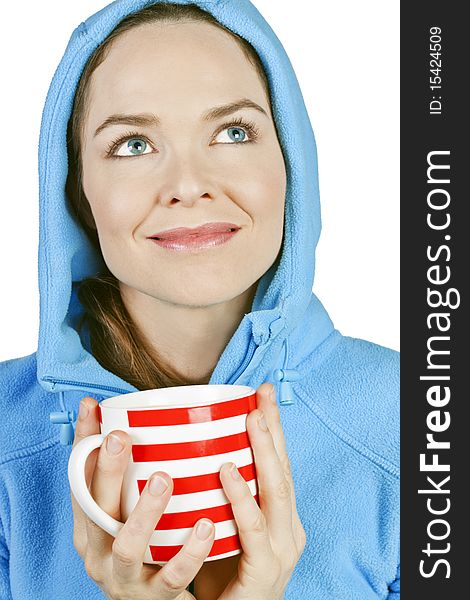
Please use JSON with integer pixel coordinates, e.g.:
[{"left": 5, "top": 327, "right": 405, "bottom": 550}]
[{"left": 68, "top": 433, "right": 125, "bottom": 538}]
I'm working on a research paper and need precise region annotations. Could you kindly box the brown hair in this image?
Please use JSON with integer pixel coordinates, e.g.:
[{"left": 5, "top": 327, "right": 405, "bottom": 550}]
[{"left": 65, "top": 1, "right": 273, "bottom": 391}]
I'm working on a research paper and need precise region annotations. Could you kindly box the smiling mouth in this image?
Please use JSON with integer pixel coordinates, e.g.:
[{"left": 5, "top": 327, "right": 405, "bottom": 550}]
[
  {"left": 148, "top": 227, "right": 240, "bottom": 252},
  {"left": 148, "top": 222, "right": 241, "bottom": 241},
  {"left": 151, "top": 228, "right": 238, "bottom": 241}
]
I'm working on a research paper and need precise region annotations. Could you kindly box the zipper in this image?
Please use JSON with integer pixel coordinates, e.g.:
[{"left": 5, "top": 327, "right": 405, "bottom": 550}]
[
  {"left": 42, "top": 376, "right": 130, "bottom": 396},
  {"left": 45, "top": 337, "right": 258, "bottom": 395},
  {"left": 47, "top": 378, "right": 131, "bottom": 446},
  {"left": 227, "top": 336, "right": 257, "bottom": 384}
]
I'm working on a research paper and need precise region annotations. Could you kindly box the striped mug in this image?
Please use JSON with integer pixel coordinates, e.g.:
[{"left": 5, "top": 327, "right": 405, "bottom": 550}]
[{"left": 68, "top": 384, "right": 259, "bottom": 564}]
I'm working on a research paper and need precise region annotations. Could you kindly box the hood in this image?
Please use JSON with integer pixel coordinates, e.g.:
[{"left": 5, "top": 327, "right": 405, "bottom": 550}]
[{"left": 39, "top": 0, "right": 335, "bottom": 444}]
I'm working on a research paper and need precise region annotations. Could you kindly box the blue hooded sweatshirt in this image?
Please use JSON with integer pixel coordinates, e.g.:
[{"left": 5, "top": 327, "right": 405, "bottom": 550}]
[{"left": 0, "top": 1, "right": 400, "bottom": 598}]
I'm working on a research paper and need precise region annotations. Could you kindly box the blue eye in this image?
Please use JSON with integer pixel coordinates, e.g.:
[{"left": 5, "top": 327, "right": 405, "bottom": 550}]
[
  {"left": 116, "top": 138, "right": 151, "bottom": 157},
  {"left": 224, "top": 127, "right": 247, "bottom": 142},
  {"left": 214, "top": 121, "right": 258, "bottom": 145}
]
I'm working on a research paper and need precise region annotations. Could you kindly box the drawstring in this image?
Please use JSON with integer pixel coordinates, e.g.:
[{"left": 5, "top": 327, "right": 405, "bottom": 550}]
[
  {"left": 49, "top": 391, "right": 76, "bottom": 445},
  {"left": 273, "top": 336, "right": 300, "bottom": 405}
]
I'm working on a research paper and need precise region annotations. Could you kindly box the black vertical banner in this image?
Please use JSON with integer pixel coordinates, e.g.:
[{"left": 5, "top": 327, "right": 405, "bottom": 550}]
[{"left": 401, "top": 2, "right": 468, "bottom": 597}]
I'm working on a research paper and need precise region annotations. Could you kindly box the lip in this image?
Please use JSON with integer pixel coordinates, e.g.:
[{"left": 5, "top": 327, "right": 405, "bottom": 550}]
[
  {"left": 149, "top": 222, "right": 241, "bottom": 240},
  {"left": 148, "top": 221, "right": 241, "bottom": 253}
]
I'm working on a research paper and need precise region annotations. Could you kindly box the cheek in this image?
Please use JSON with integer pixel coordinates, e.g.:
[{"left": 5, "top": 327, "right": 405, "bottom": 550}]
[
  {"left": 242, "top": 158, "right": 286, "bottom": 227},
  {"left": 84, "top": 169, "right": 145, "bottom": 238}
]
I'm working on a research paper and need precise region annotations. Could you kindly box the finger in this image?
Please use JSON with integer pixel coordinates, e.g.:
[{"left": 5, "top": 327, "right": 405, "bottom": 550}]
[
  {"left": 111, "top": 472, "right": 173, "bottom": 584},
  {"left": 257, "top": 384, "right": 305, "bottom": 544},
  {"left": 71, "top": 397, "right": 101, "bottom": 554},
  {"left": 256, "top": 384, "right": 293, "bottom": 484},
  {"left": 219, "top": 458, "right": 273, "bottom": 571},
  {"left": 246, "top": 406, "right": 295, "bottom": 554},
  {"left": 85, "top": 429, "right": 132, "bottom": 561},
  {"left": 149, "top": 512, "right": 216, "bottom": 599}
]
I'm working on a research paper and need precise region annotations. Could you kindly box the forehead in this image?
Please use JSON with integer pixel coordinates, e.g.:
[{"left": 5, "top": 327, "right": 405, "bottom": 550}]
[{"left": 87, "top": 21, "right": 265, "bottom": 119}]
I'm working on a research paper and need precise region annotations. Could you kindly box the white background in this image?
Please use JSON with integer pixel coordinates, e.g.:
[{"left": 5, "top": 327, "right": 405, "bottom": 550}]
[{"left": 0, "top": 0, "right": 399, "bottom": 362}]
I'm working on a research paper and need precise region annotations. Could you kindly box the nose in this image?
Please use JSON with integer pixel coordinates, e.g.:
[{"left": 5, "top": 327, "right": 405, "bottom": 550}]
[{"left": 156, "top": 152, "right": 217, "bottom": 208}]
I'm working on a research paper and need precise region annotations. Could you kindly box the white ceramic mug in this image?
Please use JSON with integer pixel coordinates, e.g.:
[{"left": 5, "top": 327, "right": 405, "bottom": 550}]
[{"left": 68, "top": 384, "right": 259, "bottom": 565}]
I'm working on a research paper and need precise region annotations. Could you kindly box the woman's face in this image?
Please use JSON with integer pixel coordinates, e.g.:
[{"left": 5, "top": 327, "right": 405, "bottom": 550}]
[{"left": 81, "top": 21, "right": 286, "bottom": 308}]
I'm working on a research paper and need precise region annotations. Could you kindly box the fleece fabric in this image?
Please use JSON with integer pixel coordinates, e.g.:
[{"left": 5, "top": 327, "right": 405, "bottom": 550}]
[{"left": 0, "top": 0, "right": 400, "bottom": 598}]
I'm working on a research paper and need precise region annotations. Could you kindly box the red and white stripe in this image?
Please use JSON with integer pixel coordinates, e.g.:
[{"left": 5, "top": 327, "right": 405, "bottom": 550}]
[{"left": 99, "top": 392, "right": 258, "bottom": 563}]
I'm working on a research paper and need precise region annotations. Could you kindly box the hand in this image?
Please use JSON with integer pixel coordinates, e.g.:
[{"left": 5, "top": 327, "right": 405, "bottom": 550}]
[
  {"left": 70, "top": 396, "right": 216, "bottom": 599},
  {"left": 194, "top": 383, "right": 307, "bottom": 600}
]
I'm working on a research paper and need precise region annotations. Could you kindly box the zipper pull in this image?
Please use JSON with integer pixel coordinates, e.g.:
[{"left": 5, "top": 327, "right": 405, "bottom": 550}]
[{"left": 49, "top": 410, "right": 77, "bottom": 445}]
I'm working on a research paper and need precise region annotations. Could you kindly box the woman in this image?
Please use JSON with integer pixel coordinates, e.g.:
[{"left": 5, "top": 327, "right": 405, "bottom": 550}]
[{"left": 0, "top": 1, "right": 400, "bottom": 599}]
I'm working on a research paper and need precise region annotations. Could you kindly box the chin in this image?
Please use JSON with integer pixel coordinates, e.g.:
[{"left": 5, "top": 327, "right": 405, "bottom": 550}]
[
  {"left": 120, "top": 265, "right": 257, "bottom": 308},
  {"left": 160, "top": 285, "right": 244, "bottom": 308}
]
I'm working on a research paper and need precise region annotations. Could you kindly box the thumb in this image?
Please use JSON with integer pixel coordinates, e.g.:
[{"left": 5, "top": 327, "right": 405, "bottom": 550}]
[
  {"left": 72, "top": 397, "right": 101, "bottom": 489},
  {"left": 69, "top": 396, "right": 102, "bottom": 556}
]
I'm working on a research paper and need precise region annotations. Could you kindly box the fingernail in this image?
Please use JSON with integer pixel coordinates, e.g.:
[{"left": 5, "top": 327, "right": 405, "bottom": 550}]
[
  {"left": 106, "top": 434, "right": 124, "bottom": 455},
  {"left": 230, "top": 462, "right": 241, "bottom": 480},
  {"left": 258, "top": 411, "right": 268, "bottom": 432},
  {"left": 196, "top": 520, "right": 213, "bottom": 540},
  {"left": 78, "top": 401, "right": 89, "bottom": 421},
  {"left": 149, "top": 475, "right": 168, "bottom": 496}
]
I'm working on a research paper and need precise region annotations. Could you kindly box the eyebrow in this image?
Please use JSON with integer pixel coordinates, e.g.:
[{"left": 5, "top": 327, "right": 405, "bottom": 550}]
[{"left": 93, "top": 98, "right": 268, "bottom": 138}]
